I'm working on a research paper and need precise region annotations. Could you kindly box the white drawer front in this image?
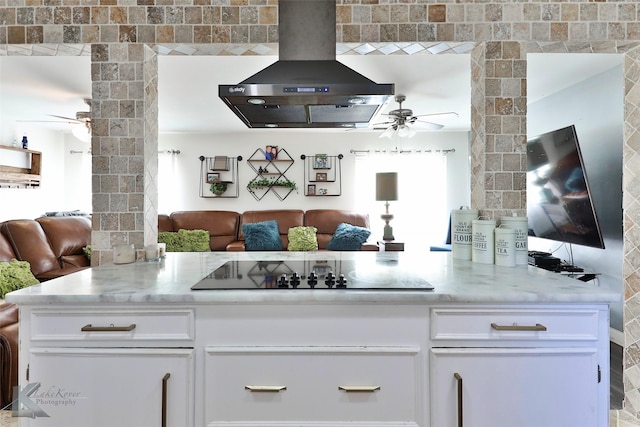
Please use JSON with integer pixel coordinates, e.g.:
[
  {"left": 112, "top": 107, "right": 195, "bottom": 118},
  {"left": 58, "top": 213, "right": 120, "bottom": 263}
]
[
  {"left": 204, "top": 346, "right": 421, "bottom": 425},
  {"left": 29, "top": 308, "right": 195, "bottom": 345},
  {"left": 431, "top": 307, "right": 600, "bottom": 342}
]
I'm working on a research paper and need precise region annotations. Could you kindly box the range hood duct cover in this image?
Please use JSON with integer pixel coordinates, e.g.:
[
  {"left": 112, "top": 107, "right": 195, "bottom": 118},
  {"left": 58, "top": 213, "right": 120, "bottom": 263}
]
[{"left": 219, "top": 0, "right": 394, "bottom": 128}]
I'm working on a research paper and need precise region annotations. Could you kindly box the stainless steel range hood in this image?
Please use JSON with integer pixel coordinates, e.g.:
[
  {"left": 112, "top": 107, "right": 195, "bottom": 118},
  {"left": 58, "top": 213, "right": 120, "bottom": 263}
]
[{"left": 218, "top": 0, "right": 394, "bottom": 129}]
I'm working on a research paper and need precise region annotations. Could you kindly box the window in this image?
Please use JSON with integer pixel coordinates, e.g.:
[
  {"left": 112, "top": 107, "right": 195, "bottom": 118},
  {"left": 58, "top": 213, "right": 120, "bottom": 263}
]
[{"left": 355, "top": 152, "right": 449, "bottom": 251}]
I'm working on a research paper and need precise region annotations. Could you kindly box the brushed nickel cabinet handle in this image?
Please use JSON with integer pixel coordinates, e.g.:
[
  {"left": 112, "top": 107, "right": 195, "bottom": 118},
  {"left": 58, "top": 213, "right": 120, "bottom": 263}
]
[
  {"left": 81, "top": 323, "right": 136, "bottom": 332},
  {"left": 162, "top": 373, "right": 170, "bottom": 427},
  {"left": 338, "top": 385, "right": 381, "bottom": 392},
  {"left": 490, "top": 322, "right": 547, "bottom": 332},
  {"left": 244, "top": 385, "right": 287, "bottom": 392},
  {"left": 454, "top": 373, "right": 463, "bottom": 427}
]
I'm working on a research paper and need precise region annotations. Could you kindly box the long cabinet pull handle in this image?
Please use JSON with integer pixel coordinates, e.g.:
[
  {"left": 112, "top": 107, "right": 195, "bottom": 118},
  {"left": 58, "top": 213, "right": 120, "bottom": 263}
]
[
  {"left": 490, "top": 322, "right": 547, "bottom": 332},
  {"left": 81, "top": 323, "right": 136, "bottom": 332},
  {"left": 454, "top": 373, "right": 463, "bottom": 427},
  {"left": 162, "top": 373, "right": 170, "bottom": 427},
  {"left": 338, "top": 386, "right": 381, "bottom": 392},
  {"left": 244, "top": 385, "right": 287, "bottom": 392}
]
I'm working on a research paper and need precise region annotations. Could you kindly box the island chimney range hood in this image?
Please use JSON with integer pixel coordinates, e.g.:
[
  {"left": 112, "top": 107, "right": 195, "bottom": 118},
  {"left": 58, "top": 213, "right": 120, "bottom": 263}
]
[{"left": 218, "top": 0, "right": 395, "bottom": 129}]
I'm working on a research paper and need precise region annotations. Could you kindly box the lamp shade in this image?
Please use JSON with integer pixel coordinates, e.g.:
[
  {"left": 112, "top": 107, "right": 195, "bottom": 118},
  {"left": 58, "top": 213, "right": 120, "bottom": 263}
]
[{"left": 376, "top": 172, "right": 398, "bottom": 201}]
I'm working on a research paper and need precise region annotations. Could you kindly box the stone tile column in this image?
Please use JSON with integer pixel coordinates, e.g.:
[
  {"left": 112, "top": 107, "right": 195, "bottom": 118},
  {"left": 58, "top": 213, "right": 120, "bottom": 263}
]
[
  {"left": 622, "top": 45, "right": 640, "bottom": 418},
  {"left": 90, "top": 43, "right": 158, "bottom": 265},
  {"left": 469, "top": 41, "right": 527, "bottom": 220}
]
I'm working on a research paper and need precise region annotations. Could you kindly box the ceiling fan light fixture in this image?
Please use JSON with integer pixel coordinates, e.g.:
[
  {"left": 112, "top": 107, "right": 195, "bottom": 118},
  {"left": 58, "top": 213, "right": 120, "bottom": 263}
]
[
  {"left": 398, "top": 124, "right": 416, "bottom": 138},
  {"left": 379, "top": 126, "right": 395, "bottom": 139}
]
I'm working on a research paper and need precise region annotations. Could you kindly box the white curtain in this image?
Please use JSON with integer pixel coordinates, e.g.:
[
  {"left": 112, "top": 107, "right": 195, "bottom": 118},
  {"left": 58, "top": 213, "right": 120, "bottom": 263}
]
[{"left": 355, "top": 152, "right": 449, "bottom": 252}]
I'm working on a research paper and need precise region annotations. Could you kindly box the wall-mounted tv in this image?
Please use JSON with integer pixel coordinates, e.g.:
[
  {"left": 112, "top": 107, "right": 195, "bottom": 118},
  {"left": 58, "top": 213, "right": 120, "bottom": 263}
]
[{"left": 526, "top": 125, "right": 605, "bottom": 249}]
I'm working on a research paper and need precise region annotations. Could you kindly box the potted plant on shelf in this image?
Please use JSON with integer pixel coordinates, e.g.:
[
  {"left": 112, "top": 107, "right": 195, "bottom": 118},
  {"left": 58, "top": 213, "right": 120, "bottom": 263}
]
[{"left": 210, "top": 182, "right": 227, "bottom": 196}]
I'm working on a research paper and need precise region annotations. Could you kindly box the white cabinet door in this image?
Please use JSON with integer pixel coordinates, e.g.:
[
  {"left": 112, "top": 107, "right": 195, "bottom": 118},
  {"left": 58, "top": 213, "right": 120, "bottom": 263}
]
[
  {"left": 20, "top": 348, "right": 193, "bottom": 427},
  {"left": 430, "top": 347, "right": 600, "bottom": 427}
]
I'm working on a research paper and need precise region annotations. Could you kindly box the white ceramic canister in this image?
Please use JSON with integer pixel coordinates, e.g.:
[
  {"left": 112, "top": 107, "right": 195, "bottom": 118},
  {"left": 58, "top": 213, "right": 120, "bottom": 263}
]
[
  {"left": 494, "top": 226, "right": 516, "bottom": 267},
  {"left": 500, "top": 215, "right": 529, "bottom": 265},
  {"left": 472, "top": 219, "right": 496, "bottom": 264},
  {"left": 451, "top": 207, "right": 479, "bottom": 260}
]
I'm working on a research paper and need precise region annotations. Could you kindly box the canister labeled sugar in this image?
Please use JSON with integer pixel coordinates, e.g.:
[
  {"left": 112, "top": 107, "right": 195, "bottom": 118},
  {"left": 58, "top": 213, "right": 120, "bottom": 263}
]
[
  {"left": 494, "top": 227, "right": 516, "bottom": 267},
  {"left": 500, "top": 216, "right": 528, "bottom": 265},
  {"left": 472, "top": 219, "right": 496, "bottom": 264},
  {"left": 451, "top": 208, "right": 478, "bottom": 260}
]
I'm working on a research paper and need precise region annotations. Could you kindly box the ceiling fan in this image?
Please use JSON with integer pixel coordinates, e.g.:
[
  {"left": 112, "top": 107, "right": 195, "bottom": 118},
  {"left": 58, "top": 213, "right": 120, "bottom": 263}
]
[
  {"left": 17, "top": 98, "right": 92, "bottom": 142},
  {"left": 373, "top": 94, "right": 458, "bottom": 139}
]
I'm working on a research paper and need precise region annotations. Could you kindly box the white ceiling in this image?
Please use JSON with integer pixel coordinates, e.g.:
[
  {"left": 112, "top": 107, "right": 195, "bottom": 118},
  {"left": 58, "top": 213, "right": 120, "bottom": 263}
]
[{"left": 0, "top": 52, "right": 623, "bottom": 138}]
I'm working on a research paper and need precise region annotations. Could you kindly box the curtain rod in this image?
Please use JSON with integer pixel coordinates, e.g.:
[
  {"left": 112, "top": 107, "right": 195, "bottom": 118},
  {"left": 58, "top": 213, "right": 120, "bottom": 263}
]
[{"left": 350, "top": 148, "right": 455, "bottom": 155}]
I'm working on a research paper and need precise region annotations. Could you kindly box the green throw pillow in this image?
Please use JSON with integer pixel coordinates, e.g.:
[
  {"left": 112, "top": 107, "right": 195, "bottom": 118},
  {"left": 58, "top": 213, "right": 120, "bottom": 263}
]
[
  {"left": 158, "top": 229, "right": 210, "bottom": 252},
  {"left": 0, "top": 259, "right": 39, "bottom": 298},
  {"left": 287, "top": 226, "right": 318, "bottom": 251}
]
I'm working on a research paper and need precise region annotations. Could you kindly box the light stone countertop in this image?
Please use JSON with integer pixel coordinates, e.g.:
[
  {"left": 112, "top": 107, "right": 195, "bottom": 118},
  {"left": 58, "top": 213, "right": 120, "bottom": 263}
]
[{"left": 5, "top": 251, "right": 620, "bottom": 305}]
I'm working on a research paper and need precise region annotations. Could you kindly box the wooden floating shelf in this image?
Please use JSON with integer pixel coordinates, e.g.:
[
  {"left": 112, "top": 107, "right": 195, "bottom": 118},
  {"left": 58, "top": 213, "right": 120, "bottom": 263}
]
[{"left": 0, "top": 145, "right": 42, "bottom": 188}]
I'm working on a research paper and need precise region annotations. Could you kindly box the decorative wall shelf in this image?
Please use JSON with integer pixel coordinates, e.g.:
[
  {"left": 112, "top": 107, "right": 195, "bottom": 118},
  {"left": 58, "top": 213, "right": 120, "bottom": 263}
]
[
  {"left": 247, "top": 148, "right": 295, "bottom": 201},
  {"left": 199, "top": 155, "right": 242, "bottom": 198},
  {"left": 0, "top": 145, "right": 42, "bottom": 188},
  {"left": 301, "top": 153, "right": 342, "bottom": 196}
]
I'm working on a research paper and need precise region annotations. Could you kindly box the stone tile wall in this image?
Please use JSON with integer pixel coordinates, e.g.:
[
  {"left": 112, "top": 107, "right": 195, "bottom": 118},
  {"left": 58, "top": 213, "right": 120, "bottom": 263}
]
[{"left": 1, "top": 0, "right": 640, "bottom": 422}]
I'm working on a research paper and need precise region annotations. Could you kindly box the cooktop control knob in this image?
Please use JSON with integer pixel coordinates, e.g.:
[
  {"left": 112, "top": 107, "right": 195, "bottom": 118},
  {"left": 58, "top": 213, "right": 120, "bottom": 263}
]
[
  {"left": 308, "top": 272, "right": 318, "bottom": 288},
  {"left": 290, "top": 272, "right": 301, "bottom": 288},
  {"left": 278, "top": 274, "right": 289, "bottom": 288},
  {"left": 336, "top": 274, "right": 347, "bottom": 288},
  {"left": 325, "top": 272, "right": 336, "bottom": 288}
]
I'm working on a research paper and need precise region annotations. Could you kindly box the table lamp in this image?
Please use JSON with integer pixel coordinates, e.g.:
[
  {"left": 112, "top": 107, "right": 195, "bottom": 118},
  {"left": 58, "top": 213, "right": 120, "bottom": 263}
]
[{"left": 376, "top": 172, "right": 398, "bottom": 241}]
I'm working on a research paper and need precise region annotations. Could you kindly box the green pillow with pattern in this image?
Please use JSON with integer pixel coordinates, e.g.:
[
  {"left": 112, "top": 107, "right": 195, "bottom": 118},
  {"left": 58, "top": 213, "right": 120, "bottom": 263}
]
[
  {"left": 0, "top": 259, "right": 39, "bottom": 299},
  {"left": 287, "top": 226, "right": 318, "bottom": 251},
  {"left": 158, "top": 229, "right": 210, "bottom": 252}
]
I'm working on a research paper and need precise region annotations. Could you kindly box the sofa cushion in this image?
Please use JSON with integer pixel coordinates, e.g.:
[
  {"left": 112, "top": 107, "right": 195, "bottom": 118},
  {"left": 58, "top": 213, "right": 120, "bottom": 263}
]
[
  {"left": 242, "top": 220, "right": 283, "bottom": 251},
  {"left": 304, "top": 210, "right": 371, "bottom": 250},
  {"left": 1, "top": 219, "right": 61, "bottom": 279},
  {"left": 0, "top": 229, "right": 16, "bottom": 262},
  {"left": 158, "top": 229, "right": 210, "bottom": 252},
  {"left": 238, "top": 210, "right": 304, "bottom": 249},
  {"left": 327, "top": 223, "right": 372, "bottom": 251},
  {"left": 170, "top": 211, "right": 239, "bottom": 251},
  {"left": 0, "top": 260, "right": 39, "bottom": 298},
  {"left": 287, "top": 226, "right": 318, "bottom": 251},
  {"left": 36, "top": 216, "right": 91, "bottom": 268}
]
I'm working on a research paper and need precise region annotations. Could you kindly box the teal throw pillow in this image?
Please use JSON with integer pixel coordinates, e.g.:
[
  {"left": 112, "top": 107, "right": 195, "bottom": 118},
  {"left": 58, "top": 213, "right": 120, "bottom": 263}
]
[
  {"left": 0, "top": 259, "right": 40, "bottom": 298},
  {"left": 158, "top": 229, "right": 210, "bottom": 252},
  {"left": 327, "top": 223, "right": 371, "bottom": 251},
  {"left": 287, "top": 226, "right": 318, "bottom": 251},
  {"left": 242, "top": 220, "right": 283, "bottom": 251}
]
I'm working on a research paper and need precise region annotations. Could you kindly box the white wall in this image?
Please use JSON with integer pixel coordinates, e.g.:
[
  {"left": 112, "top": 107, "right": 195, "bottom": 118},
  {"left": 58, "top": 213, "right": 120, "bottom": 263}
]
[
  {"left": 0, "top": 129, "right": 92, "bottom": 221},
  {"left": 158, "top": 130, "right": 471, "bottom": 218},
  {"left": 527, "top": 60, "right": 624, "bottom": 330}
]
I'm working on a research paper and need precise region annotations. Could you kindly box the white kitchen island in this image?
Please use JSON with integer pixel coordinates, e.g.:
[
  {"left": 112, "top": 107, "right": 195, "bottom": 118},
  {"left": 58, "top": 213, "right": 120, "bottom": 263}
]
[{"left": 6, "top": 251, "right": 620, "bottom": 427}]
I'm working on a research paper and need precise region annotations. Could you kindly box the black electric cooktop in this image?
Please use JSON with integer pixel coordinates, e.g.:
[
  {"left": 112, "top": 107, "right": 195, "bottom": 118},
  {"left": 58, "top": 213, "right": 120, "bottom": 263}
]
[{"left": 191, "top": 260, "right": 434, "bottom": 291}]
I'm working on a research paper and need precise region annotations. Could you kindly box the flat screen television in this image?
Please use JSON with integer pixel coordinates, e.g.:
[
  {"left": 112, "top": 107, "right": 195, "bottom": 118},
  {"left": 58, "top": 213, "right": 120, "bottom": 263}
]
[{"left": 526, "top": 125, "right": 605, "bottom": 249}]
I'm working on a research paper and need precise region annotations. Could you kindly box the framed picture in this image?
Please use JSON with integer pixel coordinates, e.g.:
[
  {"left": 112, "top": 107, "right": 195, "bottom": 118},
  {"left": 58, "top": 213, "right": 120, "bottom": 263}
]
[
  {"left": 316, "top": 172, "right": 327, "bottom": 181},
  {"left": 318, "top": 188, "right": 328, "bottom": 195},
  {"left": 307, "top": 184, "right": 316, "bottom": 195},
  {"left": 207, "top": 172, "right": 220, "bottom": 182},
  {"left": 265, "top": 145, "right": 278, "bottom": 160},
  {"left": 314, "top": 155, "right": 329, "bottom": 169}
]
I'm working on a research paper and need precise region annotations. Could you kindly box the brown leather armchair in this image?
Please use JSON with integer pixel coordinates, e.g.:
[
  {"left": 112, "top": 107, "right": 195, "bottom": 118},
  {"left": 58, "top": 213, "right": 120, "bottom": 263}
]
[{"left": 0, "top": 301, "right": 18, "bottom": 409}]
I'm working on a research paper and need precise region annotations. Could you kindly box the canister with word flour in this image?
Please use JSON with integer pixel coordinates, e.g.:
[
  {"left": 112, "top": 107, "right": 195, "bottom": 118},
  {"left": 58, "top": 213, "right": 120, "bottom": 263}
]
[
  {"left": 451, "top": 208, "right": 478, "bottom": 260},
  {"left": 472, "top": 219, "right": 496, "bottom": 264}
]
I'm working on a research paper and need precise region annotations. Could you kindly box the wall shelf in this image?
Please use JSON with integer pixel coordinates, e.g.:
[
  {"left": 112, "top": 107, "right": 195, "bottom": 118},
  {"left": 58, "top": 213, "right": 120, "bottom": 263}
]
[
  {"left": 247, "top": 148, "right": 296, "bottom": 201},
  {"left": 0, "top": 145, "right": 42, "bottom": 188},
  {"left": 301, "top": 154, "right": 342, "bottom": 196},
  {"left": 199, "top": 155, "right": 242, "bottom": 198}
]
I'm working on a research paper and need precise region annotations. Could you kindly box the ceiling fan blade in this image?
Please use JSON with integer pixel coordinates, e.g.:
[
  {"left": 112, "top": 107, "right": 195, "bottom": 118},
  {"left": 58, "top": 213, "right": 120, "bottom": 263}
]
[
  {"left": 49, "top": 114, "right": 84, "bottom": 124},
  {"left": 413, "top": 111, "right": 459, "bottom": 120}
]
